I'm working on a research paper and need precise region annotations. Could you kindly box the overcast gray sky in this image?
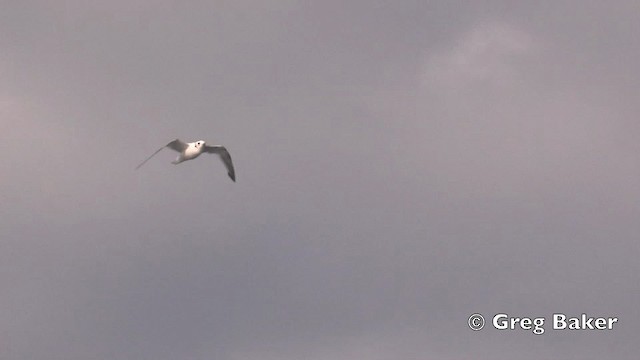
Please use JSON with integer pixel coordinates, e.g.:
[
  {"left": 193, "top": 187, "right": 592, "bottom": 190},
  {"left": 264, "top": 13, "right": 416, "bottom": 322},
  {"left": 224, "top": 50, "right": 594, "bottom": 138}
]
[{"left": 2, "top": 1, "right": 640, "bottom": 359}]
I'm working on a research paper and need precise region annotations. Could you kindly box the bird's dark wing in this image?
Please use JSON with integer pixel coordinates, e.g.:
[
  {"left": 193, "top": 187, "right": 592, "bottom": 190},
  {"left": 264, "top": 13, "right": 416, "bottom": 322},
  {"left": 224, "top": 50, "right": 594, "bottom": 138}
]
[
  {"left": 166, "top": 139, "right": 188, "bottom": 152},
  {"left": 203, "top": 145, "right": 236, "bottom": 182},
  {"left": 135, "top": 139, "right": 187, "bottom": 170}
]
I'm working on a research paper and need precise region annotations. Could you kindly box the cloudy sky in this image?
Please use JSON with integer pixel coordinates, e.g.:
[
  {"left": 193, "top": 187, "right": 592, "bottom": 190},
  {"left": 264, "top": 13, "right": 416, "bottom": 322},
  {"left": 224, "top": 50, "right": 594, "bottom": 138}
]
[{"left": 2, "top": 1, "right": 640, "bottom": 359}]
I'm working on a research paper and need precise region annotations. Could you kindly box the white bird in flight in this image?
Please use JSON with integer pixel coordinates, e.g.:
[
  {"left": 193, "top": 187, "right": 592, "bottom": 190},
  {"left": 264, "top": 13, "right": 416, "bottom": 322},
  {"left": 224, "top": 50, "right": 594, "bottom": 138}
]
[{"left": 136, "top": 139, "right": 236, "bottom": 182}]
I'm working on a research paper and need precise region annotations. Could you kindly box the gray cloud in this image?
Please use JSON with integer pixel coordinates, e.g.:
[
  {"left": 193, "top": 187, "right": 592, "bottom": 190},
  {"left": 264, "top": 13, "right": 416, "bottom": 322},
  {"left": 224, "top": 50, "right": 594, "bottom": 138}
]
[{"left": 2, "top": 1, "right": 640, "bottom": 359}]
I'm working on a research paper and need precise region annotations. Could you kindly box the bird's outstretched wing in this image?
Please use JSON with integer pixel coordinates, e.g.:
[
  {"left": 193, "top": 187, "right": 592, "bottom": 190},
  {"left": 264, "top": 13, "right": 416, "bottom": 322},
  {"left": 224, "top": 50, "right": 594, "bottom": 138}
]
[
  {"left": 166, "top": 139, "right": 188, "bottom": 152},
  {"left": 203, "top": 145, "right": 236, "bottom": 182},
  {"left": 135, "top": 139, "right": 188, "bottom": 170}
]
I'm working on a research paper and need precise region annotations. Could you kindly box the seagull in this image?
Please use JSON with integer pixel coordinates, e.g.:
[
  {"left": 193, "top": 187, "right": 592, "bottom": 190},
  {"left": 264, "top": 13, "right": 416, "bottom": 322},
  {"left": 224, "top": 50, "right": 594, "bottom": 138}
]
[{"left": 136, "top": 139, "right": 236, "bottom": 182}]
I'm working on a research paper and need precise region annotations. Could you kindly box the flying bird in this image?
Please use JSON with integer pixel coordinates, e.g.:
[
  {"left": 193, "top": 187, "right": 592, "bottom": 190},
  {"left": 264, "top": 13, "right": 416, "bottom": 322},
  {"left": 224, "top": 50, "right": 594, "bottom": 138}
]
[{"left": 136, "top": 139, "right": 236, "bottom": 182}]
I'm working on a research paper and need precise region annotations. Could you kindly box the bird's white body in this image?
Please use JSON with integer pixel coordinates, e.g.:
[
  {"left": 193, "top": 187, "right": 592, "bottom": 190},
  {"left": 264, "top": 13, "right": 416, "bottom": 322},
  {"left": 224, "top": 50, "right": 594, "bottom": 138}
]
[
  {"left": 136, "top": 138, "right": 236, "bottom": 182},
  {"left": 173, "top": 141, "right": 205, "bottom": 164}
]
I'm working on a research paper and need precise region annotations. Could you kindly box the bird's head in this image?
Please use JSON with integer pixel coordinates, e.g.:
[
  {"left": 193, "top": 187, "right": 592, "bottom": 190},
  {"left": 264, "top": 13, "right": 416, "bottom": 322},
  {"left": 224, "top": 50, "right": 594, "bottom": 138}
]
[{"left": 195, "top": 140, "right": 206, "bottom": 148}]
